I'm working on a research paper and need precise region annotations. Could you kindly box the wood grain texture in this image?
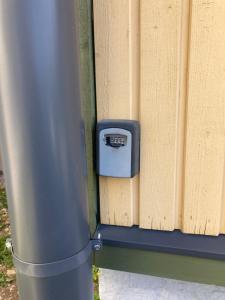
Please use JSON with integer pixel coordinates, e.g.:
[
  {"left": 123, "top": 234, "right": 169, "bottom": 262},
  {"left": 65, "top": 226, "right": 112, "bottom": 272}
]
[
  {"left": 139, "top": 0, "right": 182, "bottom": 230},
  {"left": 175, "top": 0, "right": 190, "bottom": 229},
  {"left": 94, "top": 0, "right": 225, "bottom": 235},
  {"left": 93, "top": 0, "right": 140, "bottom": 226},
  {"left": 183, "top": 0, "right": 225, "bottom": 235}
]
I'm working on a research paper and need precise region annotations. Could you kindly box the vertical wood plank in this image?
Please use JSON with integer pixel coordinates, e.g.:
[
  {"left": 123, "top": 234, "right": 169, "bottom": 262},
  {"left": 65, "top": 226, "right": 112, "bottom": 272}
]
[
  {"left": 183, "top": 0, "right": 225, "bottom": 235},
  {"left": 139, "top": 0, "right": 183, "bottom": 230},
  {"left": 175, "top": 0, "right": 190, "bottom": 229},
  {"left": 93, "top": 0, "right": 140, "bottom": 226}
]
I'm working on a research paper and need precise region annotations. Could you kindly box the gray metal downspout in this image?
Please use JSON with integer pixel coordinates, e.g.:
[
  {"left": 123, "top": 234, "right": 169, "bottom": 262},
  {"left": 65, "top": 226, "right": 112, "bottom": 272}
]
[{"left": 0, "top": 0, "right": 94, "bottom": 299}]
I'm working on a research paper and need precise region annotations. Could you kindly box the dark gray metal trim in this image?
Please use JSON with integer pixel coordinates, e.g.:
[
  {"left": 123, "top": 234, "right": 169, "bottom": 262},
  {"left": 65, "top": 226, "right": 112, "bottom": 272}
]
[{"left": 95, "top": 225, "right": 225, "bottom": 260}]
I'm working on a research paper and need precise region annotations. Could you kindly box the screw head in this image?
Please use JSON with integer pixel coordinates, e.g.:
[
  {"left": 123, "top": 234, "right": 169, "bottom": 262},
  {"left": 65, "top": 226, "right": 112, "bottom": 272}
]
[{"left": 94, "top": 244, "right": 101, "bottom": 251}]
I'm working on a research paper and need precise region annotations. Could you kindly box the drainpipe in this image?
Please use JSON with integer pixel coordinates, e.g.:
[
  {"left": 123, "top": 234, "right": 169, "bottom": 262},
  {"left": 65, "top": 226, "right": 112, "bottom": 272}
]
[{"left": 0, "top": 0, "right": 96, "bottom": 299}]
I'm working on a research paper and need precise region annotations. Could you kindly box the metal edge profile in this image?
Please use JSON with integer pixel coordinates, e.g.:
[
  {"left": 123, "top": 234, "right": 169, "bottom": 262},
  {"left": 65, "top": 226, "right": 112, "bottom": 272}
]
[{"left": 95, "top": 224, "right": 225, "bottom": 260}]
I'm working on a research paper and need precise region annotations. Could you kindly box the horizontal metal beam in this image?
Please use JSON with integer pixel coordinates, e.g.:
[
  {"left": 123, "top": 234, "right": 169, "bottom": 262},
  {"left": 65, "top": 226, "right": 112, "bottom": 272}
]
[{"left": 95, "top": 225, "right": 225, "bottom": 260}]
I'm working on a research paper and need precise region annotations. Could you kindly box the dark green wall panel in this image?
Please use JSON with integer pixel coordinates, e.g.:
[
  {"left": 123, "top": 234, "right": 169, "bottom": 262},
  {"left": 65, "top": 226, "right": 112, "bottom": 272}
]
[{"left": 95, "top": 246, "right": 225, "bottom": 287}]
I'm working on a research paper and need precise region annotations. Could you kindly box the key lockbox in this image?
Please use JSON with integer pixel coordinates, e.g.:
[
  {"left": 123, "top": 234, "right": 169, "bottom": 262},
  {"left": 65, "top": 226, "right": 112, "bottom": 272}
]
[{"left": 96, "top": 120, "right": 140, "bottom": 178}]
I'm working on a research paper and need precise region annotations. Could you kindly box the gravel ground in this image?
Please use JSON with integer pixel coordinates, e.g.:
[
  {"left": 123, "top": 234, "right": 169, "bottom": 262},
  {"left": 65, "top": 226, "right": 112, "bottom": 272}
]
[{"left": 0, "top": 284, "right": 18, "bottom": 300}]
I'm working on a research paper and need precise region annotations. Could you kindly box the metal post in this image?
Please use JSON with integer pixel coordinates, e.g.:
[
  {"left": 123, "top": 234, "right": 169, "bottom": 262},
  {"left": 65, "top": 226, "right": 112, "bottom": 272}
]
[{"left": 0, "top": 1, "right": 93, "bottom": 299}]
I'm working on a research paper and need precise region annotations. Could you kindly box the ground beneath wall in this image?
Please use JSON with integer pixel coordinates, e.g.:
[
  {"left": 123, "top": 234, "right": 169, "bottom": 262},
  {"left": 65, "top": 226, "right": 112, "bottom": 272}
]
[
  {"left": 99, "top": 269, "right": 225, "bottom": 300},
  {"left": 0, "top": 179, "right": 18, "bottom": 300}
]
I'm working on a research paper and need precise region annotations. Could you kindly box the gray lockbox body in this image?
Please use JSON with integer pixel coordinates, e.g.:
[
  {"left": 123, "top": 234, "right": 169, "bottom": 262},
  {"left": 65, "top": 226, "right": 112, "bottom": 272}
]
[{"left": 97, "top": 120, "right": 140, "bottom": 178}]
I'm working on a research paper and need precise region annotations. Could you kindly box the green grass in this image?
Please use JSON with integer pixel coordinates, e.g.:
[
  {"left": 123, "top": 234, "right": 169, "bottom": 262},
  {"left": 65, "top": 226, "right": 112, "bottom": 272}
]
[
  {"left": 0, "top": 272, "right": 7, "bottom": 287},
  {"left": 93, "top": 265, "right": 100, "bottom": 300},
  {"left": 0, "top": 189, "right": 7, "bottom": 210},
  {"left": 0, "top": 235, "right": 13, "bottom": 268},
  {"left": 94, "top": 292, "right": 100, "bottom": 300},
  {"left": 0, "top": 188, "right": 13, "bottom": 287}
]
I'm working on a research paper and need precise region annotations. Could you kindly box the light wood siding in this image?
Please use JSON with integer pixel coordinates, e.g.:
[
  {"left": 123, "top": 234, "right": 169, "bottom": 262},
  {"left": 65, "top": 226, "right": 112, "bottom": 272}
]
[
  {"left": 139, "top": 0, "right": 182, "bottom": 231},
  {"left": 94, "top": 0, "right": 225, "bottom": 235},
  {"left": 93, "top": 0, "right": 140, "bottom": 226},
  {"left": 183, "top": 0, "right": 225, "bottom": 235}
]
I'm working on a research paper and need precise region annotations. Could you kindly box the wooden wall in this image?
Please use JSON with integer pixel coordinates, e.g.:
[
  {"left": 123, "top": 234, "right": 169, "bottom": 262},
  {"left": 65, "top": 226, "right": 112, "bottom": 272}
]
[{"left": 93, "top": 0, "right": 225, "bottom": 236}]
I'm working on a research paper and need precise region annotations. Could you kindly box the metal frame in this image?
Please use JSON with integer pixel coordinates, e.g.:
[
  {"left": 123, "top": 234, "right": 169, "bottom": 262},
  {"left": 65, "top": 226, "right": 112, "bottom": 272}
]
[
  {"left": 94, "top": 225, "right": 225, "bottom": 286},
  {"left": 95, "top": 225, "right": 225, "bottom": 261}
]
